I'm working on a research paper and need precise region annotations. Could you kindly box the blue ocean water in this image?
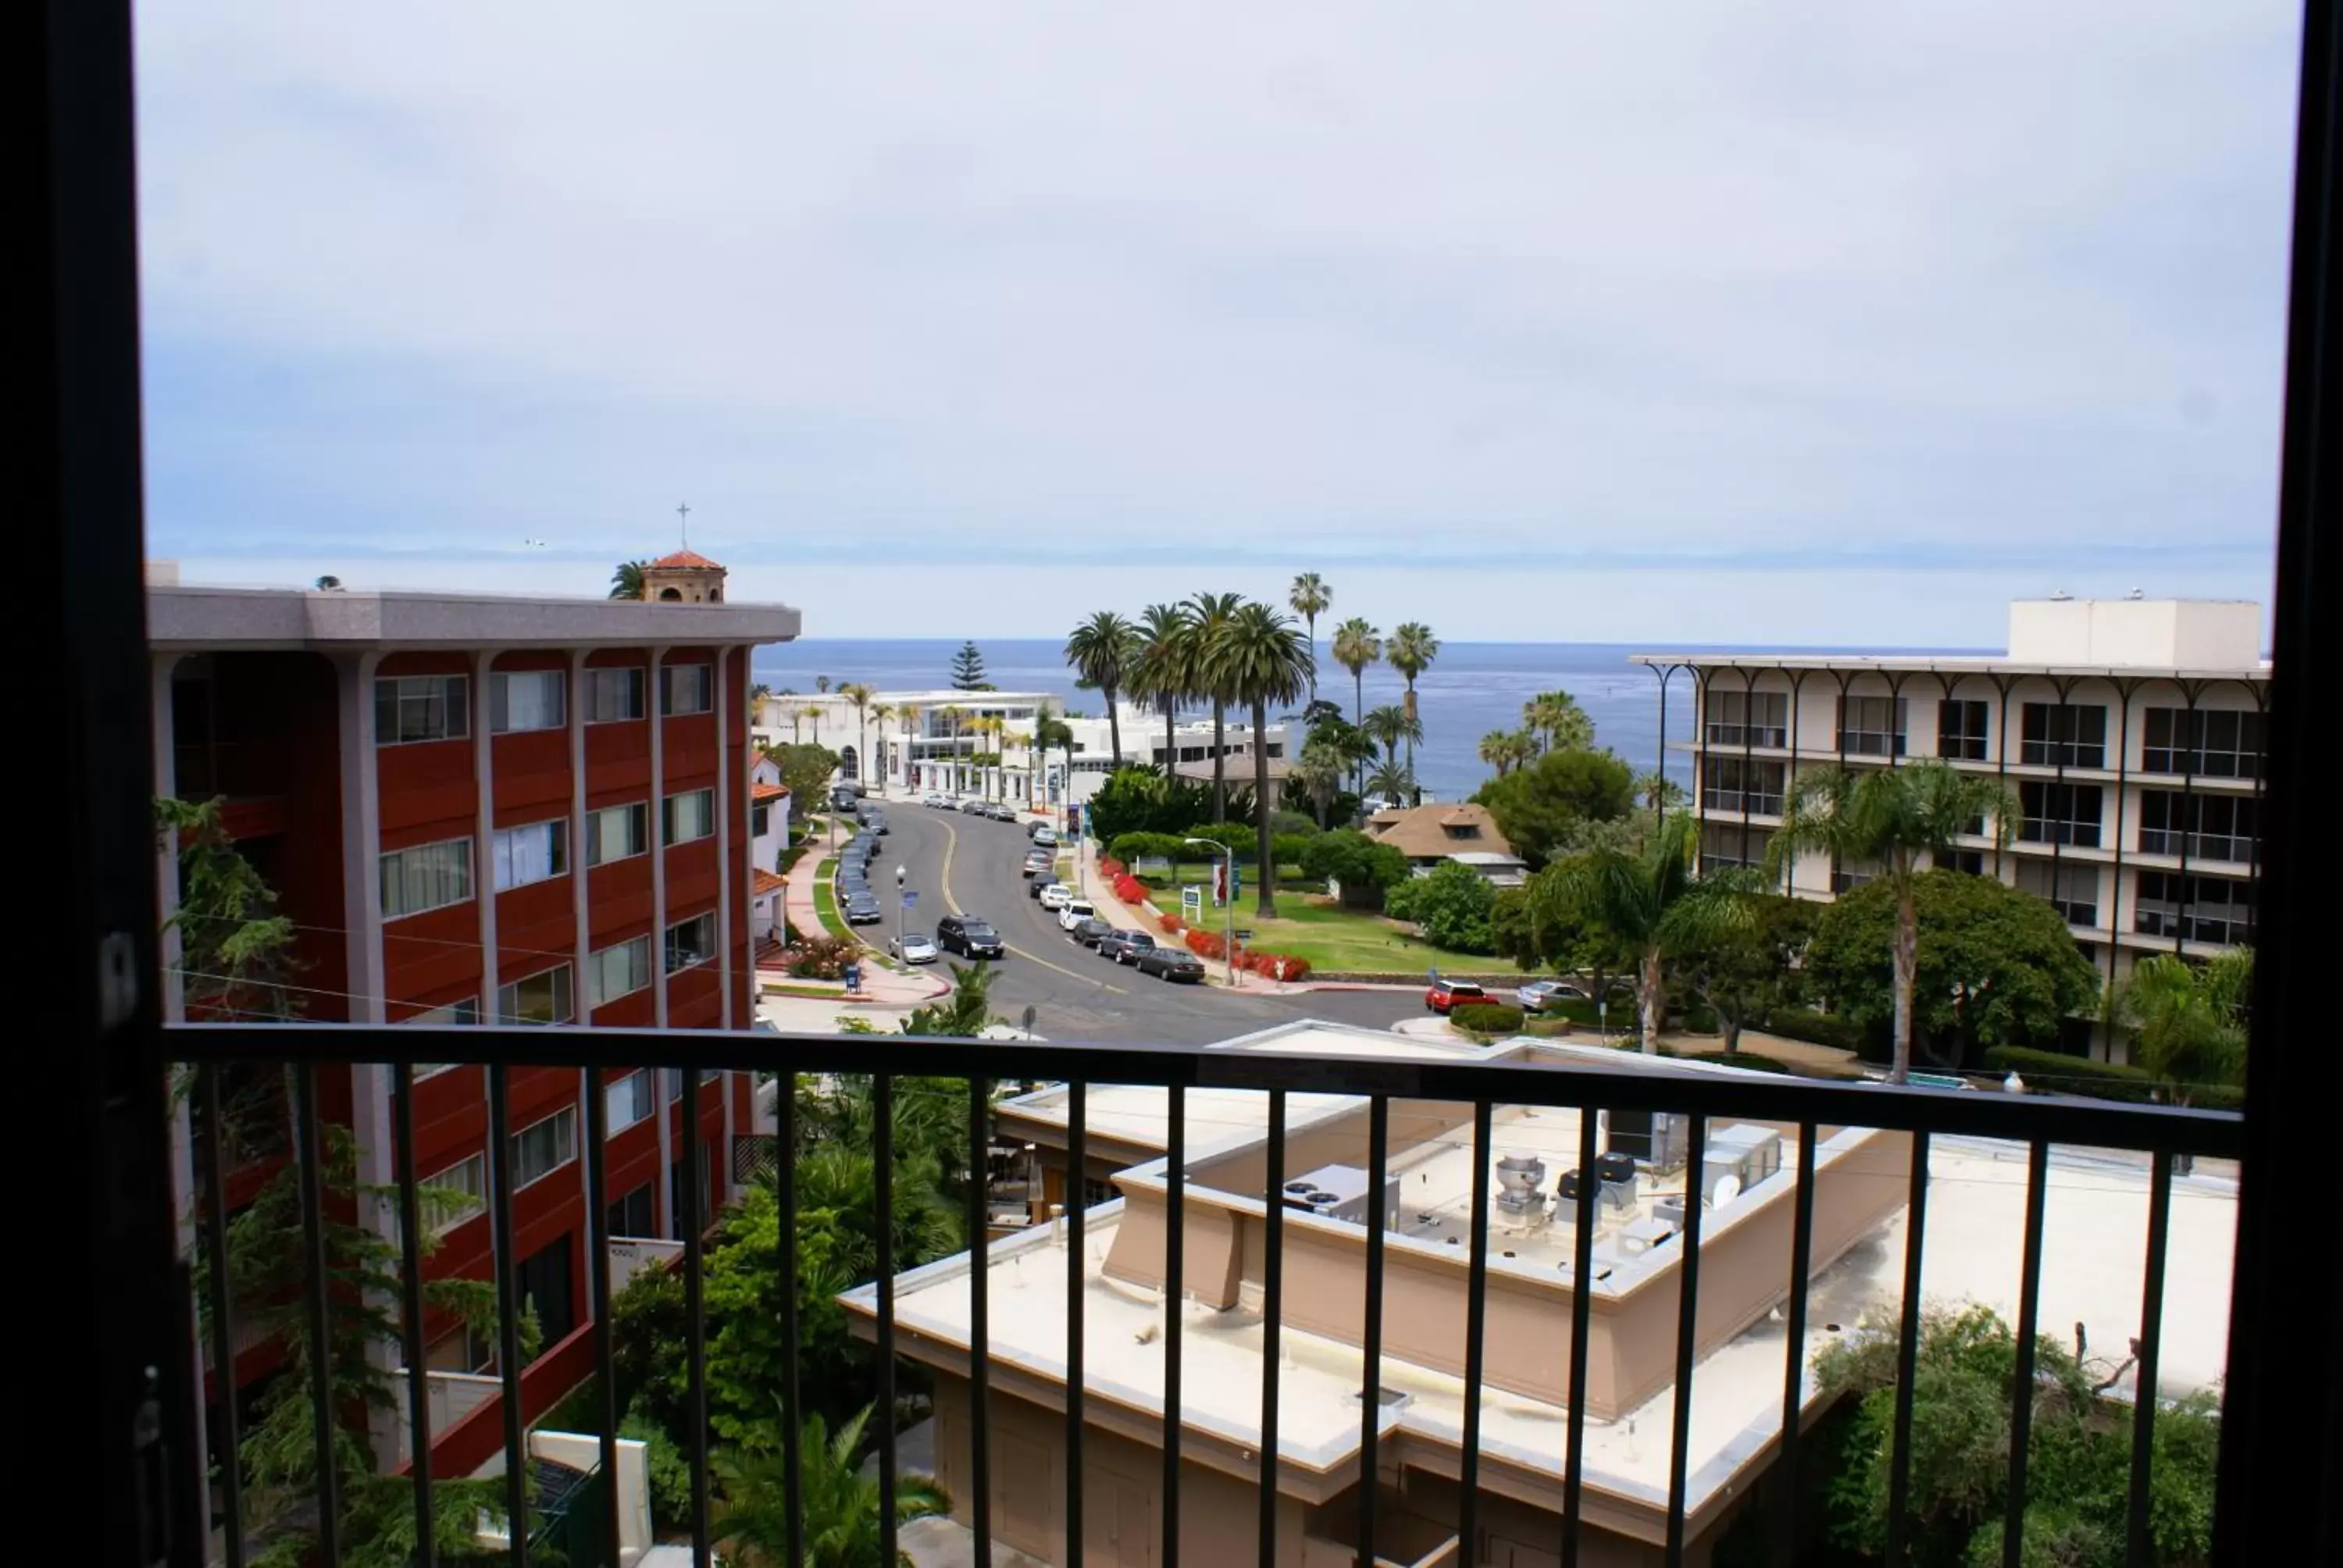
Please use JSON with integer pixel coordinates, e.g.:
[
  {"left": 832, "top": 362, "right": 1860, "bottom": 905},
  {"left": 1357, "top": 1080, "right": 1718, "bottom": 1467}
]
[{"left": 752, "top": 640, "right": 1976, "bottom": 804}]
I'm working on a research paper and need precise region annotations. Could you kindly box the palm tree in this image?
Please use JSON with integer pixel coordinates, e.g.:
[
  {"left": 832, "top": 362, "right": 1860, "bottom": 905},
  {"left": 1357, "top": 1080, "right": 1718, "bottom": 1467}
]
[
  {"left": 1293, "top": 735, "right": 1346, "bottom": 829},
  {"left": 1034, "top": 714, "right": 1076, "bottom": 808},
  {"left": 869, "top": 703, "right": 893, "bottom": 785},
  {"left": 608, "top": 559, "right": 649, "bottom": 600},
  {"left": 748, "top": 682, "right": 772, "bottom": 727},
  {"left": 1186, "top": 593, "right": 1246, "bottom": 821},
  {"left": 1364, "top": 758, "right": 1414, "bottom": 807},
  {"left": 1634, "top": 769, "right": 1688, "bottom": 812},
  {"left": 1361, "top": 704, "right": 1421, "bottom": 786},
  {"left": 1203, "top": 601, "right": 1314, "bottom": 916},
  {"left": 1064, "top": 611, "right": 1137, "bottom": 768},
  {"left": 1523, "top": 689, "right": 1593, "bottom": 754},
  {"left": 1131, "top": 602, "right": 1195, "bottom": 776},
  {"left": 2117, "top": 949, "right": 2251, "bottom": 1109},
  {"left": 1765, "top": 761, "right": 2017, "bottom": 1083},
  {"left": 1385, "top": 622, "right": 1440, "bottom": 782},
  {"left": 1480, "top": 729, "right": 1528, "bottom": 779},
  {"left": 897, "top": 703, "right": 922, "bottom": 789},
  {"left": 1331, "top": 617, "right": 1383, "bottom": 796},
  {"left": 1535, "top": 812, "right": 1756, "bottom": 1054},
  {"left": 839, "top": 682, "right": 875, "bottom": 787},
  {"left": 1288, "top": 572, "right": 1332, "bottom": 705},
  {"left": 712, "top": 1402, "right": 950, "bottom": 1568}
]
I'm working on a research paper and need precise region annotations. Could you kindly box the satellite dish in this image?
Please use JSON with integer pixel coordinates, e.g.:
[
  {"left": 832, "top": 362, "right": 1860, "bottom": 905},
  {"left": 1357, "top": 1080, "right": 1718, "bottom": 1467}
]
[{"left": 1710, "top": 1173, "right": 1742, "bottom": 1206}]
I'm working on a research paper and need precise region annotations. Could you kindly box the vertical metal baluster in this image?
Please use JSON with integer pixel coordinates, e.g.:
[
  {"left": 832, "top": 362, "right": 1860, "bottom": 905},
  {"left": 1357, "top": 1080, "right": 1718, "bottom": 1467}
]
[
  {"left": 486, "top": 1064, "right": 527, "bottom": 1568},
  {"left": 2125, "top": 1151, "right": 2175, "bottom": 1566},
  {"left": 2002, "top": 1141, "right": 2052, "bottom": 1568},
  {"left": 292, "top": 1061, "right": 344, "bottom": 1568},
  {"left": 1884, "top": 1131, "right": 1932, "bottom": 1566},
  {"left": 779, "top": 1074, "right": 804, "bottom": 1568},
  {"left": 391, "top": 1064, "right": 434, "bottom": 1566},
  {"left": 582, "top": 1068, "right": 619, "bottom": 1566},
  {"left": 1065, "top": 1080, "right": 1087, "bottom": 1568},
  {"left": 1561, "top": 1101, "right": 1601, "bottom": 1568},
  {"left": 876, "top": 1074, "right": 898, "bottom": 1566},
  {"left": 1163, "top": 1082, "right": 1186, "bottom": 1568},
  {"left": 1358, "top": 1094, "right": 1389, "bottom": 1568},
  {"left": 684, "top": 1070, "right": 711, "bottom": 1566},
  {"left": 198, "top": 1067, "right": 247, "bottom": 1568},
  {"left": 1259, "top": 1089, "right": 1289, "bottom": 1567},
  {"left": 1664, "top": 1115, "right": 1708, "bottom": 1568},
  {"left": 968, "top": 1076, "right": 993, "bottom": 1563},
  {"left": 1456, "top": 1102, "right": 1492, "bottom": 1567},
  {"left": 1774, "top": 1123, "right": 1819, "bottom": 1568}
]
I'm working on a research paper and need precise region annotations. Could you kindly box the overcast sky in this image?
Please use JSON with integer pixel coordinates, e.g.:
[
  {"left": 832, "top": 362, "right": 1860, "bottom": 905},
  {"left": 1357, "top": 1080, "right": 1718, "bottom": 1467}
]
[{"left": 134, "top": 2, "right": 2300, "bottom": 646}]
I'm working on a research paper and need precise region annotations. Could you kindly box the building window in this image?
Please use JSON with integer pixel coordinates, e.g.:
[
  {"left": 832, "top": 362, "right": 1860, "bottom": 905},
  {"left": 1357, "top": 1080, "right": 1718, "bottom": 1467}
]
[
  {"left": 490, "top": 669, "right": 565, "bottom": 733},
  {"left": 1832, "top": 853, "right": 1885, "bottom": 893},
  {"left": 2135, "top": 871, "right": 2255, "bottom": 946},
  {"left": 664, "top": 1067, "right": 721, "bottom": 1102},
  {"left": 663, "top": 788, "right": 715, "bottom": 845},
  {"left": 751, "top": 802, "right": 772, "bottom": 837},
  {"left": 1938, "top": 699, "right": 1990, "bottom": 761},
  {"left": 2138, "top": 790, "right": 2259, "bottom": 864},
  {"left": 607, "top": 1183, "right": 655, "bottom": 1238},
  {"left": 516, "top": 1234, "right": 576, "bottom": 1345},
  {"left": 665, "top": 912, "right": 717, "bottom": 974},
  {"left": 374, "top": 674, "right": 469, "bottom": 745},
  {"left": 606, "top": 1069, "right": 655, "bottom": 1132},
  {"left": 1942, "top": 850, "right": 1987, "bottom": 876},
  {"left": 511, "top": 1106, "right": 578, "bottom": 1190},
  {"left": 491, "top": 820, "right": 568, "bottom": 890},
  {"left": 2020, "top": 703, "right": 2107, "bottom": 768},
  {"left": 420, "top": 1153, "right": 485, "bottom": 1235},
  {"left": 2017, "top": 861, "right": 2100, "bottom": 928},
  {"left": 586, "top": 667, "right": 646, "bottom": 724},
  {"left": 1700, "top": 757, "right": 1785, "bottom": 815},
  {"left": 660, "top": 663, "right": 713, "bottom": 716},
  {"left": 587, "top": 936, "right": 653, "bottom": 1009},
  {"left": 588, "top": 802, "right": 650, "bottom": 865},
  {"left": 400, "top": 998, "right": 477, "bottom": 1079},
  {"left": 2142, "top": 707, "right": 2264, "bottom": 779},
  {"left": 380, "top": 838, "right": 474, "bottom": 920},
  {"left": 1706, "top": 690, "right": 1788, "bottom": 748},
  {"left": 1698, "top": 820, "right": 1769, "bottom": 875},
  {"left": 494, "top": 964, "right": 572, "bottom": 1025},
  {"left": 1836, "top": 696, "right": 1906, "bottom": 757},
  {"left": 2018, "top": 782, "right": 2103, "bottom": 847}
]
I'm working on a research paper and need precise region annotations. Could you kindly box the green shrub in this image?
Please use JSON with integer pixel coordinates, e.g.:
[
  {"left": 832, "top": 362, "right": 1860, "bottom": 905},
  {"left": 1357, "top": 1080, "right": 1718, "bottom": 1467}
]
[
  {"left": 1106, "top": 831, "right": 1189, "bottom": 868},
  {"left": 1982, "top": 1046, "right": 2158, "bottom": 1103},
  {"left": 1271, "top": 832, "right": 1315, "bottom": 871},
  {"left": 1680, "top": 1003, "right": 1721, "bottom": 1035},
  {"left": 621, "top": 1406, "right": 694, "bottom": 1531},
  {"left": 1270, "top": 809, "right": 1318, "bottom": 837},
  {"left": 1539, "top": 996, "right": 1603, "bottom": 1026},
  {"left": 1525, "top": 1016, "right": 1578, "bottom": 1038},
  {"left": 1674, "top": 1049, "right": 1792, "bottom": 1074},
  {"left": 1764, "top": 1006, "right": 1869, "bottom": 1053},
  {"left": 1300, "top": 829, "right": 1411, "bottom": 908},
  {"left": 1450, "top": 1002, "right": 1526, "bottom": 1035},
  {"left": 1179, "top": 821, "right": 1255, "bottom": 858}
]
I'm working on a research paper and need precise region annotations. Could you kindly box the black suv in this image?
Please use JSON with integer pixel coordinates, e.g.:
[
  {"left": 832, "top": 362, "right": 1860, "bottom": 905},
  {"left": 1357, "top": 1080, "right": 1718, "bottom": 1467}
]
[
  {"left": 936, "top": 915, "right": 1004, "bottom": 959},
  {"left": 1134, "top": 944, "right": 1205, "bottom": 982},
  {"left": 1068, "top": 916, "right": 1114, "bottom": 947}
]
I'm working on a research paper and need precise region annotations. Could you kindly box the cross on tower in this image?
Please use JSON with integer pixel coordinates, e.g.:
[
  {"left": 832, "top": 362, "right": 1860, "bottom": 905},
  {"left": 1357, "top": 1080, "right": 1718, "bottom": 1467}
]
[{"left": 676, "top": 501, "right": 690, "bottom": 547}]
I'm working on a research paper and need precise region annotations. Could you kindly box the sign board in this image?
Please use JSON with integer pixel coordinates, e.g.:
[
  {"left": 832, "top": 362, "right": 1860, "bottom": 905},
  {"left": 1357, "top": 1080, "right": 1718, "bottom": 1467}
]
[
  {"left": 1212, "top": 861, "right": 1229, "bottom": 904},
  {"left": 1065, "top": 804, "right": 1082, "bottom": 837},
  {"left": 1135, "top": 856, "right": 1172, "bottom": 876},
  {"left": 901, "top": 890, "right": 918, "bottom": 910},
  {"left": 1182, "top": 886, "right": 1204, "bottom": 918},
  {"left": 1235, "top": 928, "right": 1254, "bottom": 941}
]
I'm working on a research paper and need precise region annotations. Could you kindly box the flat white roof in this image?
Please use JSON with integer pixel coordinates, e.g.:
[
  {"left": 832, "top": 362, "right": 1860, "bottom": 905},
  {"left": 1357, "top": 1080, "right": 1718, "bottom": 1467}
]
[
  {"left": 1628, "top": 651, "right": 2269, "bottom": 681},
  {"left": 845, "top": 1139, "right": 2235, "bottom": 1523},
  {"left": 151, "top": 584, "right": 801, "bottom": 650}
]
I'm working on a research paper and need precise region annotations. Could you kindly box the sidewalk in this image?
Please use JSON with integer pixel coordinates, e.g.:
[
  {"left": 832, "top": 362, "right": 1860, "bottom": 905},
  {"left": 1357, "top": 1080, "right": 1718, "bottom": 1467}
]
[{"left": 1073, "top": 835, "right": 1311, "bottom": 996}]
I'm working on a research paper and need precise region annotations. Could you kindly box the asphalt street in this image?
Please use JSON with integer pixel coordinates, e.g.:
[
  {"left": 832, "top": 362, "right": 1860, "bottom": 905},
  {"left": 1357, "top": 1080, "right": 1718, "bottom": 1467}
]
[{"left": 854, "top": 799, "right": 1422, "bottom": 1046}]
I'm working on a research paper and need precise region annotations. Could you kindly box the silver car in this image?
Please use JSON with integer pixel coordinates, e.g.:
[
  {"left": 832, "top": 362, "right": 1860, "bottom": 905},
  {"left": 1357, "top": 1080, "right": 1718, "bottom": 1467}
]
[{"left": 893, "top": 932, "right": 939, "bottom": 964}]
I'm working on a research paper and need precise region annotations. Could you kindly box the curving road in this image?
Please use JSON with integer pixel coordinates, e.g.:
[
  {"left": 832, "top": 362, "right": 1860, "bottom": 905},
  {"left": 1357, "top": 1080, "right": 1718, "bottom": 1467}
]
[{"left": 865, "top": 800, "right": 1421, "bottom": 1046}]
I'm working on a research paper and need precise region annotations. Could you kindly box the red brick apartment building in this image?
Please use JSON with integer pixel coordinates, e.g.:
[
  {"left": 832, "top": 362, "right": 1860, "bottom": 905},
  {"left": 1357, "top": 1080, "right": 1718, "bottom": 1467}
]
[{"left": 148, "top": 558, "right": 798, "bottom": 1422}]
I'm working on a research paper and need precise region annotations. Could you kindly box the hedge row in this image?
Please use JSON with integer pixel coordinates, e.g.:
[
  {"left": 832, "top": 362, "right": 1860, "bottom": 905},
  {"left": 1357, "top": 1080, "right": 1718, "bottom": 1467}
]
[
  {"left": 1763, "top": 1007, "right": 1870, "bottom": 1053},
  {"left": 1450, "top": 1002, "right": 1527, "bottom": 1035}
]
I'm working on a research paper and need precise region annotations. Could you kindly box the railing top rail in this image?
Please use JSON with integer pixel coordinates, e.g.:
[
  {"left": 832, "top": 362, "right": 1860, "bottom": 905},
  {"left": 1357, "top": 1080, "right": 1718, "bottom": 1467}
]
[{"left": 171, "top": 1022, "right": 2243, "bottom": 1156}]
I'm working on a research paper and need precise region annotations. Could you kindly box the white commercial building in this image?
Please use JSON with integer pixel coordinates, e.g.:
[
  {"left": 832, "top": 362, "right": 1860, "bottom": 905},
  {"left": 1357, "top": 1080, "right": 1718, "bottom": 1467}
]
[
  {"left": 1635, "top": 597, "right": 2269, "bottom": 1026},
  {"left": 753, "top": 689, "right": 1064, "bottom": 802}
]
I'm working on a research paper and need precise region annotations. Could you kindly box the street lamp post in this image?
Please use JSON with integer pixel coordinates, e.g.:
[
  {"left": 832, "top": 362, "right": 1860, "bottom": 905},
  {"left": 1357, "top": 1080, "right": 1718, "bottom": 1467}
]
[
  {"left": 1184, "top": 837, "right": 1237, "bottom": 988},
  {"left": 894, "top": 864, "right": 907, "bottom": 960}
]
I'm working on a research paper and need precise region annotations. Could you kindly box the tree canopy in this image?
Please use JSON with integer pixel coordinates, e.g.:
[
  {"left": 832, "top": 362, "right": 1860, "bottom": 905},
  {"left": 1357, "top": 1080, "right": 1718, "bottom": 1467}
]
[
  {"left": 1806, "top": 869, "right": 2099, "bottom": 1067},
  {"left": 1382, "top": 861, "right": 1500, "bottom": 953},
  {"left": 948, "top": 640, "right": 988, "bottom": 690},
  {"left": 1300, "top": 829, "right": 1412, "bottom": 909},
  {"left": 765, "top": 743, "right": 842, "bottom": 817},
  {"left": 1471, "top": 746, "right": 1637, "bottom": 869},
  {"left": 1675, "top": 893, "right": 1817, "bottom": 1053}
]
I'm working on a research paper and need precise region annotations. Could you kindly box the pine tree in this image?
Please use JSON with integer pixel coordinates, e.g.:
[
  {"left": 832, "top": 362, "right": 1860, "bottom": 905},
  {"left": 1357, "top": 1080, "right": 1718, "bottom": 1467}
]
[{"left": 949, "top": 640, "right": 989, "bottom": 690}]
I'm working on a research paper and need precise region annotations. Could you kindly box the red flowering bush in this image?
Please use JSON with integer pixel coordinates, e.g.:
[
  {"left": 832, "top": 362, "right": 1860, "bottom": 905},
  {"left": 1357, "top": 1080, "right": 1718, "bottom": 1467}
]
[
  {"left": 1160, "top": 912, "right": 1186, "bottom": 935},
  {"left": 1252, "top": 952, "right": 1311, "bottom": 982},
  {"left": 1112, "top": 874, "right": 1148, "bottom": 906},
  {"left": 1099, "top": 856, "right": 1125, "bottom": 878},
  {"left": 1186, "top": 929, "right": 1228, "bottom": 960}
]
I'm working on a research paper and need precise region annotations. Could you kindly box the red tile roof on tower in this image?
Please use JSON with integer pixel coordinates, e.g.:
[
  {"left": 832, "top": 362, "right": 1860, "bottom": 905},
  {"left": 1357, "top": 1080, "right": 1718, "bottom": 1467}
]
[
  {"left": 649, "top": 549, "right": 724, "bottom": 570},
  {"left": 751, "top": 780, "right": 788, "bottom": 802}
]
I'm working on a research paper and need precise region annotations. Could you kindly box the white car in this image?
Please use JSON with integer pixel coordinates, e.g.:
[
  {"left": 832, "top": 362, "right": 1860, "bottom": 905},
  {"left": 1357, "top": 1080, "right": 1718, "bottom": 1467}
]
[
  {"left": 1037, "top": 883, "right": 1074, "bottom": 911},
  {"left": 1031, "top": 826, "right": 1058, "bottom": 847},
  {"left": 922, "top": 792, "right": 946, "bottom": 808},
  {"left": 894, "top": 932, "right": 939, "bottom": 964},
  {"left": 1056, "top": 900, "right": 1097, "bottom": 931}
]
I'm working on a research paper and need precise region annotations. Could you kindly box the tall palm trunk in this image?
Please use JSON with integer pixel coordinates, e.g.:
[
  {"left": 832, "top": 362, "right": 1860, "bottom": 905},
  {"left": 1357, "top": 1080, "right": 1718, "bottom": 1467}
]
[
  {"left": 1892, "top": 879, "right": 1919, "bottom": 1084},
  {"left": 1403, "top": 684, "right": 1419, "bottom": 790},
  {"left": 1164, "top": 704, "right": 1176, "bottom": 778},
  {"left": 1252, "top": 696, "right": 1278, "bottom": 918},
  {"left": 1353, "top": 668, "right": 1367, "bottom": 797},
  {"left": 1212, "top": 700, "right": 1228, "bottom": 821},
  {"left": 1106, "top": 686, "right": 1122, "bottom": 767},
  {"left": 1639, "top": 944, "right": 1665, "bottom": 1056}
]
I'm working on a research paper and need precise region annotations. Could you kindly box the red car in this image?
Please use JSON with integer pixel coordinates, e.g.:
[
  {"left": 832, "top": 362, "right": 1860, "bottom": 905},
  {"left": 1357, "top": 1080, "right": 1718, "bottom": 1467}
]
[{"left": 1425, "top": 979, "right": 1490, "bottom": 1014}]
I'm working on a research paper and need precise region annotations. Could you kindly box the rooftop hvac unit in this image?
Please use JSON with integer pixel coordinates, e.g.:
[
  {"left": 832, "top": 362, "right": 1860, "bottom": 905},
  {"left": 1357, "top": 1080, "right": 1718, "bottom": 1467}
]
[
  {"left": 1493, "top": 1152, "right": 1548, "bottom": 1217},
  {"left": 1700, "top": 1124, "right": 1783, "bottom": 1206},
  {"left": 1557, "top": 1165, "right": 1637, "bottom": 1213},
  {"left": 1608, "top": 1110, "right": 1694, "bottom": 1171},
  {"left": 1284, "top": 1163, "right": 1402, "bottom": 1228}
]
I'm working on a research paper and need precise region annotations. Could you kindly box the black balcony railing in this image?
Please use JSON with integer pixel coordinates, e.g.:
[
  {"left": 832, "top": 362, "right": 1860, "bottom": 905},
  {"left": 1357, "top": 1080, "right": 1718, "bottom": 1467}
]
[{"left": 171, "top": 1021, "right": 2242, "bottom": 1568}]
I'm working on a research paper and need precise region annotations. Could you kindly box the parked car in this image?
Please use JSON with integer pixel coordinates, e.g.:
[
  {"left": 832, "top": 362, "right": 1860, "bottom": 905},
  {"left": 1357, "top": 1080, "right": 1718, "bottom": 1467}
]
[
  {"left": 1517, "top": 979, "right": 1589, "bottom": 1013},
  {"left": 922, "top": 792, "right": 946, "bottom": 807},
  {"left": 936, "top": 915, "right": 1004, "bottom": 959},
  {"left": 994, "top": 803, "right": 1021, "bottom": 821},
  {"left": 843, "top": 893, "right": 883, "bottom": 925},
  {"left": 1029, "top": 875, "right": 1057, "bottom": 900},
  {"left": 1056, "top": 899, "right": 1098, "bottom": 932},
  {"left": 1096, "top": 929, "right": 1157, "bottom": 964},
  {"left": 1136, "top": 945, "right": 1206, "bottom": 982},
  {"left": 959, "top": 798, "right": 986, "bottom": 814},
  {"left": 1022, "top": 849, "right": 1054, "bottom": 875},
  {"left": 1038, "top": 883, "right": 1075, "bottom": 911},
  {"left": 1425, "top": 978, "right": 1491, "bottom": 1014},
  {"left": 861, "top": 811, "right": 889, "bottom": 835},
  {"left": 1025, "top": 819, "right": 1050, "bottom": 839},
  {"left": 1068, "top": 916, "right": 1114, "bottom": 947},
  {"left": 1031, "top": 826, "right": 1058, "bottom": 847},
  {"left": 830, "top": 784, "right": 860, "bottom": 811},
  {"left": 892, "top": 932, "right": 939, "bottom": 964}
]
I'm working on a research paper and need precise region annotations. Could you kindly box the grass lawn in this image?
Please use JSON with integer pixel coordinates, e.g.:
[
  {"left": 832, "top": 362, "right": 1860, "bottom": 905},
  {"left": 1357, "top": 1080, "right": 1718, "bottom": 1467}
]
[
  {"left": 810, "top": 859, "right": 854, "bottom": 943},
  {"left": 1138, "top": 875, "right": 1496, "bottom": 975}
]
